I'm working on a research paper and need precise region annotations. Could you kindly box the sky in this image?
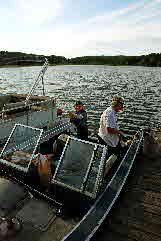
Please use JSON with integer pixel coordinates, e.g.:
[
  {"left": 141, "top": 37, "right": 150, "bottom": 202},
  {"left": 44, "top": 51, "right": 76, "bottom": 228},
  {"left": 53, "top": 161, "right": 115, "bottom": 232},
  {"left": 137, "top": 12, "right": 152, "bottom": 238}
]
[{"left": 0, "top": 0, "right": 161, "bottom": 58}]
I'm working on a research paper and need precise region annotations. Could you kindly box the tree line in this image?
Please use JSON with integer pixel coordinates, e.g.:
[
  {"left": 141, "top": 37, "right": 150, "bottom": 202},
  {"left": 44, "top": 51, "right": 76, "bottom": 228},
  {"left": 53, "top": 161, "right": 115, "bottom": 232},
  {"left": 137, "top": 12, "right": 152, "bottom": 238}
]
[{"left": 0, "top": 51, "right": 161, "bottom": 67}]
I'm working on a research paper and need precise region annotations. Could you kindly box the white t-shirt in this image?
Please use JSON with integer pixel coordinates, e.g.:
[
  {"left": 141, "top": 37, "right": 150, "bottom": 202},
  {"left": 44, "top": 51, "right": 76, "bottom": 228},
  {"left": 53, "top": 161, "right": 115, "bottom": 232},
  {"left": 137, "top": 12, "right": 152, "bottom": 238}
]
[{"left": 98, "top": 107, "right": 119, "bottom": 147}]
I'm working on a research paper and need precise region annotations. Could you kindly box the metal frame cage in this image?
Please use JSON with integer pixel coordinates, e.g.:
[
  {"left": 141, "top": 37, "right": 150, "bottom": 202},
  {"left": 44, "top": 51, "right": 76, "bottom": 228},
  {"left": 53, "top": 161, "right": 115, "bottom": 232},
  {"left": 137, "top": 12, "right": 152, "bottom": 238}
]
[
  {"left": 0, "top": 123, "right": 43, "bottom": 172},
  {"left": 52, "top": 136, "right": 107, "bottom": 199}
]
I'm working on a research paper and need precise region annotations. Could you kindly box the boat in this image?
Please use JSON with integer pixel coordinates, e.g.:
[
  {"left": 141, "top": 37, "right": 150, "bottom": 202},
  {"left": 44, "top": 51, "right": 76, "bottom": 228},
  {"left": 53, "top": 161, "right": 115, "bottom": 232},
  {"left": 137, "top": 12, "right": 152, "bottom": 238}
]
[
  {"left": 0, "top": 57, "right": 143, "bottom": 240},
  {"left": 0, "top": 120, "right": 143, "bottom": 241}
]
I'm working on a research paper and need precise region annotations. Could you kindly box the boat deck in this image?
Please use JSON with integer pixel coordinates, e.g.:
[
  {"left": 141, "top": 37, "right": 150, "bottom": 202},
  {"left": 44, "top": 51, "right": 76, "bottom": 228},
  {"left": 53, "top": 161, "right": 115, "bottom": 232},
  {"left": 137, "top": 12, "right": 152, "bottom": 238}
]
[
  {"left": 93, "top": 130, "right": 161, "bottom": 241},
  {"left": 14, "top": 216, "right": 77, "bottom": 241},
  {"left": 0, "top": 198, "right": 78, "bottom": 241}
]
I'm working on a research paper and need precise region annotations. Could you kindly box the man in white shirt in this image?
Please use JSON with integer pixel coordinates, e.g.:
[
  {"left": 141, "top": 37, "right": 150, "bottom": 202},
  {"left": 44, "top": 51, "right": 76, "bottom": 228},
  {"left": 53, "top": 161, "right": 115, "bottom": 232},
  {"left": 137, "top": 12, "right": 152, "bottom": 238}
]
[{"left": 98, "top": 96, "right": 125, "bottom": 153}]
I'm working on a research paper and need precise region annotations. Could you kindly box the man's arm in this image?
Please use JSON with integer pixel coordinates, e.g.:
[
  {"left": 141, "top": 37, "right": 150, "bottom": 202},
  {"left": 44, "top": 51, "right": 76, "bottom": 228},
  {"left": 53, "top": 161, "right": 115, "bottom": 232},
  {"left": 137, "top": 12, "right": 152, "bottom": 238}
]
[{"left": 107, "top": 127, "right": 124, "bottom": 136}]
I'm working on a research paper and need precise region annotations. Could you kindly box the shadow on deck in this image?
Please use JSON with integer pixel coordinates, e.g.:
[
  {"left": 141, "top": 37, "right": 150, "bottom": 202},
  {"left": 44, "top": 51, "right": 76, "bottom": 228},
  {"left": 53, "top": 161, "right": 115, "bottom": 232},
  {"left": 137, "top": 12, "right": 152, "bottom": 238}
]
[{"left": 92, "top": 130, "right": 161, "bottom": 241}]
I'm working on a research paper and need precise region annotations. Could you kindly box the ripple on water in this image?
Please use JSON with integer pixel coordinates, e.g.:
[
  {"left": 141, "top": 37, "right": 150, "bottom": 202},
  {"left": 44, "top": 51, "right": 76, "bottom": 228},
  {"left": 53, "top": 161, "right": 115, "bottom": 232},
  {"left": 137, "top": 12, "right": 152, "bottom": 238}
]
[{"left": 0, "top": 65, "right": 161, "bottom": 133}]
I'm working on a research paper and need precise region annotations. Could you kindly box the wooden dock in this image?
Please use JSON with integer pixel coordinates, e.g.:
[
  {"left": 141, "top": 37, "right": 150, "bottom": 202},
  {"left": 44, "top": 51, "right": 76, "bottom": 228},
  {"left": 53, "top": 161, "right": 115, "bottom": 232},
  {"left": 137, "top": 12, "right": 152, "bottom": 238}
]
[{"left": 93, "top": 130, "right": 161, "bottom": 241}]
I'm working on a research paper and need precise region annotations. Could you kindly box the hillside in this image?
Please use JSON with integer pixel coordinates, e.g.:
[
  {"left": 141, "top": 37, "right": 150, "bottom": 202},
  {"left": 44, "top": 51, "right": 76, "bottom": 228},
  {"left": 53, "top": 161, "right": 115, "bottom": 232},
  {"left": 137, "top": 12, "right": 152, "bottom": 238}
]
[{"left": 0, "top": 51, "right": 161, "bottom": 67}]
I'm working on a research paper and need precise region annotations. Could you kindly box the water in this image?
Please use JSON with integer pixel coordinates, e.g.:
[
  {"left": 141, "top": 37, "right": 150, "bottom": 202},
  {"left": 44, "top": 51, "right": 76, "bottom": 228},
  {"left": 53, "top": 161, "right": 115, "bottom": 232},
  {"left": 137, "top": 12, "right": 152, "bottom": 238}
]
[{"left": 0, "top": 65, "right": 161, "bottom": 134}]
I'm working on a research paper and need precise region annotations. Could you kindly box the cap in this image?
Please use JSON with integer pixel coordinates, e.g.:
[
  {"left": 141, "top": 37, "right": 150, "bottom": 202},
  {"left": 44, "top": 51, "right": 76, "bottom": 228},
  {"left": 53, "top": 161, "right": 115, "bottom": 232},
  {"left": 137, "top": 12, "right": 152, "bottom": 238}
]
[{"left": 75, "top": 100, "right": 84, "bottom": 106}]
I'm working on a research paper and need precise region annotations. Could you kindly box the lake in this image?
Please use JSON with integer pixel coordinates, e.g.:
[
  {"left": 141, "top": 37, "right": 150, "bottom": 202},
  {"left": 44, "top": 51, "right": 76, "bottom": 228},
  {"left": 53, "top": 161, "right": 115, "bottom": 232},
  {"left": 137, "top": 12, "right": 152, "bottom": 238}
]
[{"left": 0, "top": 65, "right": 161, "bottom": 134}]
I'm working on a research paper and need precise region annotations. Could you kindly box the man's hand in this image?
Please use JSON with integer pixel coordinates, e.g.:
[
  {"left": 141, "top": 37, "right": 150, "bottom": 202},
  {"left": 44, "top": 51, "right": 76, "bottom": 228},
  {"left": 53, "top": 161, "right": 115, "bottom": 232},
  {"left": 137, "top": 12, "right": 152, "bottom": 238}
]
[
  {"left": 68, "top": 112, "right": 77, "bottom": 119},
  {"left": 119, "top": 131, "right": 125, "bottom": 136}
]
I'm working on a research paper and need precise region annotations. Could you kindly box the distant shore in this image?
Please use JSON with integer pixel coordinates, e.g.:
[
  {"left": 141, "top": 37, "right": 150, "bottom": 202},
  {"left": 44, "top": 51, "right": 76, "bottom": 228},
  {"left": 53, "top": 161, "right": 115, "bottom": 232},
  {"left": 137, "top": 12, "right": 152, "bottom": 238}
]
[{"left": 0, "top": 51, "right": 161, "bottom": 67}]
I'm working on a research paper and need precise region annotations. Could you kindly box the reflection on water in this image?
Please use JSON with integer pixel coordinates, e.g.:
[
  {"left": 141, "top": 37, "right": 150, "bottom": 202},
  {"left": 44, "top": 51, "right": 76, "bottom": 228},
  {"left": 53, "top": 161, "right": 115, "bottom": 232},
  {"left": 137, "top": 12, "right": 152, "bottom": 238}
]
[{"left": 0, "top": 65, "right": 161, "bottom": 133}]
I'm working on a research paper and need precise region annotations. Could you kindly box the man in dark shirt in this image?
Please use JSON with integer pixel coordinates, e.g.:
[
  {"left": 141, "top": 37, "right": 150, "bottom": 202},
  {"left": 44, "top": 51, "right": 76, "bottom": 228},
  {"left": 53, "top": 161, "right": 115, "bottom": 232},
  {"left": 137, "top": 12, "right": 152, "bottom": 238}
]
[{"left": 68, "top": 101, "right": 88, "bottom": 140}]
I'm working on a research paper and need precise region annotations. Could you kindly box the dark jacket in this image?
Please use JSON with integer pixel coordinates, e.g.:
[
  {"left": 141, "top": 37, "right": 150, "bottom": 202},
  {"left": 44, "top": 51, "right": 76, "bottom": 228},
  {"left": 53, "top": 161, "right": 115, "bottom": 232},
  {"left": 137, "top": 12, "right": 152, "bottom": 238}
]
[{"left": 71, "top": 109, "right": 88, "bottom": 140}]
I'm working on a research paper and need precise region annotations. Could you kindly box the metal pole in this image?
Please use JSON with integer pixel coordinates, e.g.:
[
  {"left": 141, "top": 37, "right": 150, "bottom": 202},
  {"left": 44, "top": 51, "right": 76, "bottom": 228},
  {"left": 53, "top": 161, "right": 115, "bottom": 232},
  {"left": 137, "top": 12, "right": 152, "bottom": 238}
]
[
  {"left": 41, "top": 75, "right": 45, "bottom": 96},
  {"left": 25, "top": 58, "right": 48, "bottom": 104}
]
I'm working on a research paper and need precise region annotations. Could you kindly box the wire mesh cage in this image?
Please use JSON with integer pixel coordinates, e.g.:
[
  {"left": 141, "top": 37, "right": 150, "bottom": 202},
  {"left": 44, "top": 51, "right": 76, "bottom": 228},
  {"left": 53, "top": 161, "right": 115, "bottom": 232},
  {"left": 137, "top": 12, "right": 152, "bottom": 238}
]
[{"left": 0, "top": 124, "right": 43, "bottom": 172}]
